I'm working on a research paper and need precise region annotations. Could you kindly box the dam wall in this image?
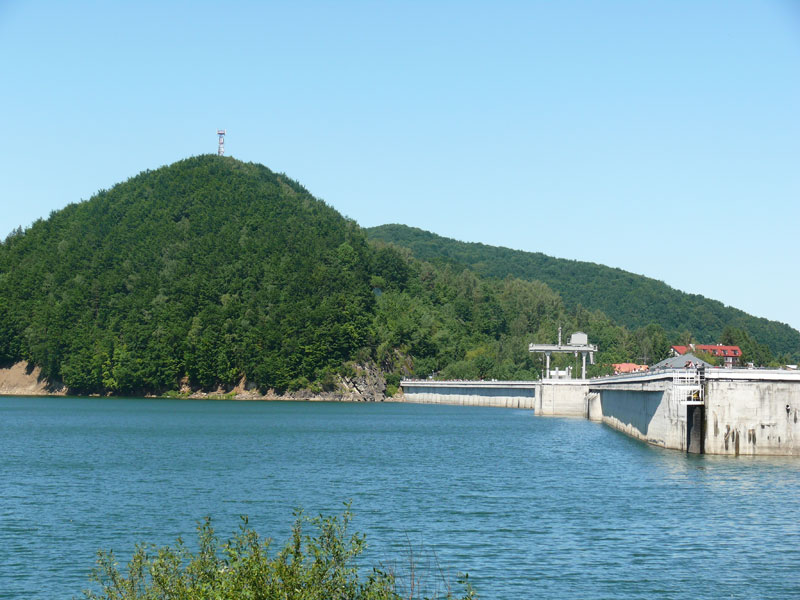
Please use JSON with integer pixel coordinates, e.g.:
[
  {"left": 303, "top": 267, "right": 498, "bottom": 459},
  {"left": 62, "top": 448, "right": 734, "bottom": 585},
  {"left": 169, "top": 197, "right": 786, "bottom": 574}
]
[
  {"left": 704, "top": 372, "right": 800, "bottom": 456},
  {"left": 589, "top": 376, "right": 689, "bottom": 452},
  {"left": 400, "top": 380, "right": 535, "bottom": 409},
  {"left": 403, "top": 370, "right": 800, "bottom": 455},
  {"left": 591, "top": 369, "right": 800, "bottom": 455},
  {"left": 401, "top": 379, "right": 588, "bottom": 414},
  {"left": 534, "top": 381, "right": 589, "bottom": 417}
]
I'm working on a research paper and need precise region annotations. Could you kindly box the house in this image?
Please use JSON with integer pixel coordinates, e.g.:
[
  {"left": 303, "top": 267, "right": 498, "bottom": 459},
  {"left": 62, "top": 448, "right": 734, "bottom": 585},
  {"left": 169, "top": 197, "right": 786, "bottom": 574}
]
[
  {"left": 671, "top": 344, "right": 742, "bottom": 368},
  {"left": 612, "top": 363, "right": 648, "bottom": 374}
]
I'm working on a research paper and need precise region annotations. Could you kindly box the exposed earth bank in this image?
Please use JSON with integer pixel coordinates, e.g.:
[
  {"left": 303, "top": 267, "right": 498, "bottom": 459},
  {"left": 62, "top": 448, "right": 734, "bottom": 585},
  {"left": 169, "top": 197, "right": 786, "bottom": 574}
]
[
  {"left": 0, "top": 361, "right": 67, "bottom": 396},
  {"left": 0, "top": 361, "right": 393, "bottom": 402}
]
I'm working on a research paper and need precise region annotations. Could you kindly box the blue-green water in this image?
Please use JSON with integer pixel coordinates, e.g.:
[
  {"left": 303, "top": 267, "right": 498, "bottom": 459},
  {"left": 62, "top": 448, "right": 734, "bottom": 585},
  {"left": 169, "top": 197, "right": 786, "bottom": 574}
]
[{"left": 2, "top": 396, "right": 800, "bottom": 599}]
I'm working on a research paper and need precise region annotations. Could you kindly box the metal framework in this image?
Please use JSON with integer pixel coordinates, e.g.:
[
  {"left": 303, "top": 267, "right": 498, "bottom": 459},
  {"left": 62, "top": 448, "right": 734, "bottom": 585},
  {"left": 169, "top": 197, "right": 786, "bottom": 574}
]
[
  {"left": 529, "top": 327, "right": 597, "bottom": 380},
  {"left": 217, "top": 129, "right": 226, "bottom": 156},
  {"left": 673, "top": 369, "right": 704, "bottom": 405}
]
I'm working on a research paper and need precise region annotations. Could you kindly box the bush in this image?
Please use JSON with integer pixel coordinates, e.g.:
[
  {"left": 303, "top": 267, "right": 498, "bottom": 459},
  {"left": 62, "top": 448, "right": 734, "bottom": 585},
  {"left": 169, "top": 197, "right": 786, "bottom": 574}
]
[
  {"left": 82, "top": 507, "right": 477, "bottom": 600},
  {"left": 385, "top": 372, "right": 402, "bottom": 388},
  {"left": 289, "top": 376, "right": 311, "bottom": 392}
]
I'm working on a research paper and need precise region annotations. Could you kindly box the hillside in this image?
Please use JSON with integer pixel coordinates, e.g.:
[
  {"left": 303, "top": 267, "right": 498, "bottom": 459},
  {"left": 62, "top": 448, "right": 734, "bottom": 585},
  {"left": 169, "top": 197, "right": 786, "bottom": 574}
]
[
  {"left": 366, "top": 224, "right": 800, "bottom": 359},
  {"left": 0, "top": 156, "right": 376, "bottom": 394}
]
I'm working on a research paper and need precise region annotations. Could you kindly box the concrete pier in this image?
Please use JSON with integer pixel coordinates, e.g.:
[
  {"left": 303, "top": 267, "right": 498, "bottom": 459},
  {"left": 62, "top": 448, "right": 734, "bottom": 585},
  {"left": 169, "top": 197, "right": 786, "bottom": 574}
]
[
  {"left": 703, "top": 371, "right": 800, "bottom": 456},
  {"left": 534, "top": 381, "right": 588, "bottom": 417}
]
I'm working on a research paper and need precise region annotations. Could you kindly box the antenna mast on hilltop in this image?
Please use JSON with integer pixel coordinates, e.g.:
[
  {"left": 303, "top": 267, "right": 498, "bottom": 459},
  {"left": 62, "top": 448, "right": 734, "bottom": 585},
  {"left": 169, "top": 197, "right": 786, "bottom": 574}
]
[{"left": 217, "top": 129, "right": 226, "bottom": 156}]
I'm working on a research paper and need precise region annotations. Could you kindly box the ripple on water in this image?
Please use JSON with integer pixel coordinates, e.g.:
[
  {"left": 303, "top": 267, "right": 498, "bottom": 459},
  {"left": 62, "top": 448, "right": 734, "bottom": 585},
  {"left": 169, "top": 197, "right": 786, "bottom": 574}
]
[{"left": 1, "top": 397, "right": 800, "bottom": 599}]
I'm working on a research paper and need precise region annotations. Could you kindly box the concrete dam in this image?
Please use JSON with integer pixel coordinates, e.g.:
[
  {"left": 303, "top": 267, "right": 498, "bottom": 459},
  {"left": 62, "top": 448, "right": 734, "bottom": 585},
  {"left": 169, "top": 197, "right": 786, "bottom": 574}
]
[{"left": 401, "top": 368, "right": 800, "bottom": 456}]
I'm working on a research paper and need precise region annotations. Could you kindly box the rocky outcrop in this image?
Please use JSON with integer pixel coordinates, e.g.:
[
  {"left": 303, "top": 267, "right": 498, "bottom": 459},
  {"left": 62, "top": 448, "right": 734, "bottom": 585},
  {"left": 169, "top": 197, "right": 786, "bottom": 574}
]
[
  {"left": 337, "top": 363, "right": 387, "bottom": 402},
  {"left": 221, "top": 364, "right": 387, "bottom": 402},
  {"left": 153, "top": 364, "right": 388, "bottom": 402}
]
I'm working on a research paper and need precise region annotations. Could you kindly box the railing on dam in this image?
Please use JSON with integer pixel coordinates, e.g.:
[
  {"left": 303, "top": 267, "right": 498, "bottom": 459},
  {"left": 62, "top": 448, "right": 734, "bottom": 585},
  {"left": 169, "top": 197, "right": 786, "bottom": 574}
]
[
  {"left": 403, "top": 369, "right": 800, "bottom": 397},
  {"left": 589, "top": 367, "right": 800, "bottom": 386},
  {"left": 401, "top": 379, "right": 538, "bottom": 389}
]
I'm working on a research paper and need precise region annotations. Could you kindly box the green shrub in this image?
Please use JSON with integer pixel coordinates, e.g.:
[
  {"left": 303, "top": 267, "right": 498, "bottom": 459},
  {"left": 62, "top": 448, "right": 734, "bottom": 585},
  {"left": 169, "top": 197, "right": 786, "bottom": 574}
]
[
  {"left": 384, "top": 372, "right": 401, "bottom": 388},
  {"left": 160, "top": 390, "right": 190, "bottom": 399},
  {"left": 319, "top": 367, "right": 338, "bottom": 392},
  {"left": 289, "top": 376, "right": 311, "bottom": 392},
  {"left": 82, "top": 507, "right": 477, "bottom": 600}
]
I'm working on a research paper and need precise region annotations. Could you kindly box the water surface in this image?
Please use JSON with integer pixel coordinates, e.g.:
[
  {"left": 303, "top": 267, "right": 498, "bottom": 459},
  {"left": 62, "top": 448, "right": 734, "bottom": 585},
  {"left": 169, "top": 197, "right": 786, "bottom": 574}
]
[{"left": 2, "top": 396, "right": 799, "bottom": 599}]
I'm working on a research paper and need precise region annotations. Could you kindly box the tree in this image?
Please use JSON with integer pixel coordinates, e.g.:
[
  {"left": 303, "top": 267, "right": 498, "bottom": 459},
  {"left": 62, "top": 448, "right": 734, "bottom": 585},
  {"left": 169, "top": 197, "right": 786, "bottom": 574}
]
[
  {"left": 720, "top": 326, "right": 775, "bottom": 367},
  {"left": 0, "top": 297, "right": 19, "bottom": 365},
  {"left": 631, "top": 324, "right": 670, "bottom": 365}
]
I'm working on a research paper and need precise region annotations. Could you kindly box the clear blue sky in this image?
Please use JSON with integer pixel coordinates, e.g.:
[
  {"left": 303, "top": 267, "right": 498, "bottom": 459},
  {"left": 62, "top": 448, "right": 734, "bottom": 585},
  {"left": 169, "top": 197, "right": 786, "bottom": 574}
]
[{"left": 2, "top": 1, "right": 799, "bottom": 331}]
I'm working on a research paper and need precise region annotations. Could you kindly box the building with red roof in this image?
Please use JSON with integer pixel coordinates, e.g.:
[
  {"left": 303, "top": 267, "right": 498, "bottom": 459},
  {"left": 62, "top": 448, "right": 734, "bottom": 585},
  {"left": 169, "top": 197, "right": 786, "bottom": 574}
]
[{"left": 671, "top": 344, "right": 742, "bottom": 368}]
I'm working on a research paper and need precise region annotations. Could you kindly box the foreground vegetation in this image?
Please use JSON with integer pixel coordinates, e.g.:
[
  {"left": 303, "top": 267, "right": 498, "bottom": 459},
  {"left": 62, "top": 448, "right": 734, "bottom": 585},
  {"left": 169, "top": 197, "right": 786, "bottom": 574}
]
[
  {"left": 82, "top": 508, "right": 476, "bottom": 600},
  {"left": 0, "top": 155, "right": 793, "bottom": 398}
]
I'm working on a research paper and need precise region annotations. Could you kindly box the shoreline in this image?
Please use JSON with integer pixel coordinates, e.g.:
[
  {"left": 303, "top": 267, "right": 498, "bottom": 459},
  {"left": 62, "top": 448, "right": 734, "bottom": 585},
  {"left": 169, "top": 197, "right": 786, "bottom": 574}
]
[
  {"left": 0, "top": 361, "right": 398, "bottom": 403},
  {"left": 0, "top": 393, "right": 396, "bottom": 402}
]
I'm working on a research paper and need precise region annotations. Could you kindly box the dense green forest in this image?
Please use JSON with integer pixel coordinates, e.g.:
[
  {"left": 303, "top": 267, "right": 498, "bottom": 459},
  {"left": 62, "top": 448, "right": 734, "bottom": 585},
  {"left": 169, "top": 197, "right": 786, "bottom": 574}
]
[
  {"left": 0, "top": 156, "right": 791, "bottom": 397},
  {"left": 0, "top": 156, "right": 376, "bottom": 394},
  {"left": 367, "top": 224, "right": 800, "bottom": 360}
]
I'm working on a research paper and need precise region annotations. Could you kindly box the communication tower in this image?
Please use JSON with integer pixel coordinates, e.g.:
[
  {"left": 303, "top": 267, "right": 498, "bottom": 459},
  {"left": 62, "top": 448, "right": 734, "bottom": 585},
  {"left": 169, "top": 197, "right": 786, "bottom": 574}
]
[{"left": 217, "top": 129, "right": 226, "bottom": 156}]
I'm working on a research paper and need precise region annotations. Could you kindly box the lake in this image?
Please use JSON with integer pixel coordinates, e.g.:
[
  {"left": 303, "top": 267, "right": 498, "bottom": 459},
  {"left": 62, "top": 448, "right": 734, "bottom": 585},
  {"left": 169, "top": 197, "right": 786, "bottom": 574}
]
[{"left": 2, "top": 396, "right": 799, "bottom": 599}]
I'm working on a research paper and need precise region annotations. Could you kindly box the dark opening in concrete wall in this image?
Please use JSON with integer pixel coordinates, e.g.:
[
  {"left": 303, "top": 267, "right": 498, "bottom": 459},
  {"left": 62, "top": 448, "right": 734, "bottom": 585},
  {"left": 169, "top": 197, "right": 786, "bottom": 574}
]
[{"left": 687, "top": 404, "right": 705, "bottom": 454}]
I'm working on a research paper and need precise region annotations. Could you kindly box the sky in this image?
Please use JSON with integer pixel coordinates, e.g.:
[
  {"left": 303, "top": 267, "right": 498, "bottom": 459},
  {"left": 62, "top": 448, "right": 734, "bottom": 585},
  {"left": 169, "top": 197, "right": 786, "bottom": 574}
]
[{"left": 2, "top": 1, "right": 799, "bottom": 331}]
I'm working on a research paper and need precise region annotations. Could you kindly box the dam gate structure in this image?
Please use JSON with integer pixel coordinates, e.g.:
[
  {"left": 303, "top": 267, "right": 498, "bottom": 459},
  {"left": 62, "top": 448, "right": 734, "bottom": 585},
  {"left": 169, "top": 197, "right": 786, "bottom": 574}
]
[
  {"left": 401, "top": 368, "right": 800, "bottom": 456},
  {"left": 674, "top": 369, "right": 705, "bottom": 454},
  {"left": 588, "top": 368, "right": 800, "bottom": 456}
]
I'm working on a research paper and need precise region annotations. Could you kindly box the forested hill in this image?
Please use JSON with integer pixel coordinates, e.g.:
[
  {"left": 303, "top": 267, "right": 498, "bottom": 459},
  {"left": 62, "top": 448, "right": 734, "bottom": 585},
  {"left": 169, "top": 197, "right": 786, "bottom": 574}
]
[
  {"left": 0, "top": 156, "right": 376, "bottom": 393},
  {"left": 366, "top": 224, "right": 800, "bottom": 358}
]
